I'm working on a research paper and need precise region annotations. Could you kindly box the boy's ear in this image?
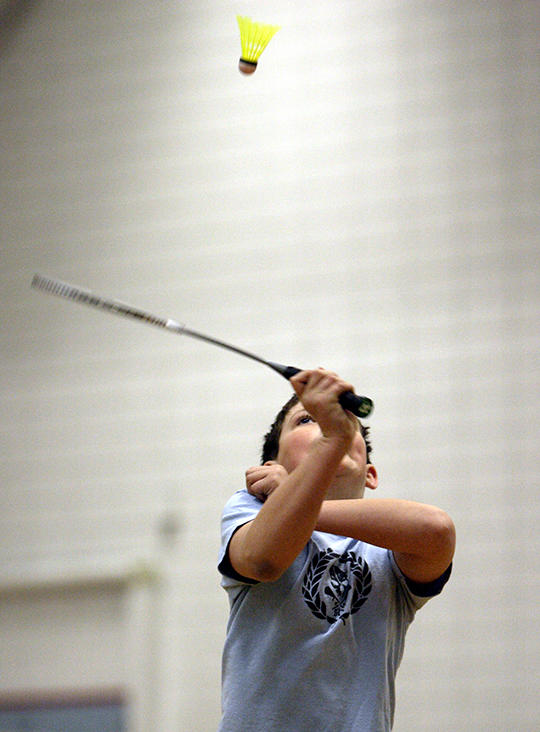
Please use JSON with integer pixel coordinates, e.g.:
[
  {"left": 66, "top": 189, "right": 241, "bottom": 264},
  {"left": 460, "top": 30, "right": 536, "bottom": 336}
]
[{"left": 365, "top": 464, "right": 378, "bottom": 491}]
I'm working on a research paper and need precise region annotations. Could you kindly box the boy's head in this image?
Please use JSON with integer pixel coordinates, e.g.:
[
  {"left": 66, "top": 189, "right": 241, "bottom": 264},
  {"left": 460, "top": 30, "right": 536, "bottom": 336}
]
[{"left": 261, "top": 393, "right": 372, "bottom": 465}]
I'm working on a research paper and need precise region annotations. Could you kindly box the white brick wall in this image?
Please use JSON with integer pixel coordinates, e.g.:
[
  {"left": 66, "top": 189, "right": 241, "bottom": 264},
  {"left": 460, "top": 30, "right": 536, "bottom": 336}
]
[{"left": 1, "top": 1, "right": 539, "bottom": 730}]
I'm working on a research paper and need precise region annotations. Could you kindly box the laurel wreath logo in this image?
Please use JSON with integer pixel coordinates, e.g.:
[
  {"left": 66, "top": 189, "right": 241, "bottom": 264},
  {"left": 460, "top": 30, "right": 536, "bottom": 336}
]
[{"left": 302, "top": 548, "right": 372, "bottom": 624}]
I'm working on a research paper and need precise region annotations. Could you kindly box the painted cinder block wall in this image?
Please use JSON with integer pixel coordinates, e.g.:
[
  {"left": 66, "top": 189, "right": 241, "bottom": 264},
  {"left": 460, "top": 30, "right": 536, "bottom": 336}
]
[{"left": 1, "top": 1, "right": 538, "bottom": 729}]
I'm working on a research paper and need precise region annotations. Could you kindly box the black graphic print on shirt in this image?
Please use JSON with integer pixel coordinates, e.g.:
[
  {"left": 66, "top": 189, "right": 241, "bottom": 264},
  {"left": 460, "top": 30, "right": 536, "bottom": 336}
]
[{"left": 302, "top": 548, "right": 372, "bottom": 624}]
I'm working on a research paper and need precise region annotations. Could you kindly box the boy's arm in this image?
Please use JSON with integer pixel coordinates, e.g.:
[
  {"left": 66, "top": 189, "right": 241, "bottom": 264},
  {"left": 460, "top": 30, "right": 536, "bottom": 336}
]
[
  {"left": 229, "top": 436, "right": 350, "bottom": 581},
  {"left": 241, "top": 450, "right": 455, "bottom": 585},
  {"left": 315, "top": 499, "right": 455, "bottom": 583},
  {"left": 228, "top": 369, "right": 358, "bottom": 582}
]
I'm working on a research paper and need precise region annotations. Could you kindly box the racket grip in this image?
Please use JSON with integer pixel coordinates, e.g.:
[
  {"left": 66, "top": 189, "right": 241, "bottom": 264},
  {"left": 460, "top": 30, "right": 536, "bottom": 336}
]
[
  {"left": 338, "top": 390, "right": 373, "bottom": 419},
  {"left": 267, "top": 362, "right": 373, "bottom": 418}
]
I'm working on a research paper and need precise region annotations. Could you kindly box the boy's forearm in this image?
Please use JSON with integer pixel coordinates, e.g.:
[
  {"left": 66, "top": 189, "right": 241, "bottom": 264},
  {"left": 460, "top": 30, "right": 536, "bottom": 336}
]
[
  {"left": 315, "top": 498, "right": 455, "bottom": 580},
  {"left": 240, "top": 436, "right": 349, "bottom": 580},
  {"left": 316, "top": 498, "right": 439, "bottom": 552}
]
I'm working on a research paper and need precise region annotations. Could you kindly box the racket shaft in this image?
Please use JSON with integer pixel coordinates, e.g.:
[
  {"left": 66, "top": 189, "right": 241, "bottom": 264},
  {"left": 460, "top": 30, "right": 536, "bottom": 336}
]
[{"left": 32, "top": 274, "right": 373, "bottom": 417}]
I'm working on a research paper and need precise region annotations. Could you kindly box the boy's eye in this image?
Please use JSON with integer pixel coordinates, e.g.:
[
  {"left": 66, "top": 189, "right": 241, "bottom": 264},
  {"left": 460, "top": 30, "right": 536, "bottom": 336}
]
[{"left": 297, "top": 414, "right": 315, "bottom": 425}]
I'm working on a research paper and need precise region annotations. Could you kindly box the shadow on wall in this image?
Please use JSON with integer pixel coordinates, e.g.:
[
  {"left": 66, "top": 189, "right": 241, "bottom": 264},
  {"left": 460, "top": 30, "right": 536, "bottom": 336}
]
[{"left": 0, "top": 0, "right": 40, "bottom": 55}]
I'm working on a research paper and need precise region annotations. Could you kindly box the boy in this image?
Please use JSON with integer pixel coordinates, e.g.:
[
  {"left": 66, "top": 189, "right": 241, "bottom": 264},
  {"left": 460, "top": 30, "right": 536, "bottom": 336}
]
[{"left": 218, "top": 368, "right": 455, "bottom": 731}]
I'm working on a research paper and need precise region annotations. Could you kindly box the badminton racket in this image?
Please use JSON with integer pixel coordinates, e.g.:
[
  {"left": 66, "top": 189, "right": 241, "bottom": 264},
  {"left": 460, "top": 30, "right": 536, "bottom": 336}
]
[{"left": 31, "top": 274, "right": 373, "bottom": 418}]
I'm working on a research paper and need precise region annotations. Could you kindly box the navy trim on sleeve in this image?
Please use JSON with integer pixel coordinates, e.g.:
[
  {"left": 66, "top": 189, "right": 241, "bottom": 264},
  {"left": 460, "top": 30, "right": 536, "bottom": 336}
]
[
  {"left": 404, "top": 562, "right": 452, "bottom": 597},
  {"left": 218, "top": 524, "right": 259, "bottom": 585}
]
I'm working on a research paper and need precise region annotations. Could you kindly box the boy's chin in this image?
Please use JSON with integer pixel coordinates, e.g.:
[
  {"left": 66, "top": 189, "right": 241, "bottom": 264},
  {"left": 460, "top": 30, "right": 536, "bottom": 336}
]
[
  {"left": 334, "top": 459, "right": 365, "bottom": 482},
  {"left": 326, "top": 480, "right": 365, "bottom": 501}
]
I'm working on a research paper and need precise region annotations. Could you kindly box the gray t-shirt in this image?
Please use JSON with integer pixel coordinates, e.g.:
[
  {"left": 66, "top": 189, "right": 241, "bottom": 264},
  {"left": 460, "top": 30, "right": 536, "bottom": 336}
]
[{"left": 218, "top": 489, "right": 450, "bottom": 732}]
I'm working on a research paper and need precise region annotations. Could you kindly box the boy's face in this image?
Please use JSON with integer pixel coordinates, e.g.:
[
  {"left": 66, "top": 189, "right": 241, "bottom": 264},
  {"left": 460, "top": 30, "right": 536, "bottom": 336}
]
[{"left": 276, "top": 402, "right": 377, "bottom": 499}]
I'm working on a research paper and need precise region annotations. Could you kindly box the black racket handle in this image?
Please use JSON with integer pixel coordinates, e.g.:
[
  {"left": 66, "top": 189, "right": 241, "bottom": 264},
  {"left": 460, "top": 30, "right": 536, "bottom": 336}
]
[
  {"left": 267, "top": 363, "right": 373, "bottom": 419},
  {"left": 337, "top": 390, "right": 374, "bottom": 419}
]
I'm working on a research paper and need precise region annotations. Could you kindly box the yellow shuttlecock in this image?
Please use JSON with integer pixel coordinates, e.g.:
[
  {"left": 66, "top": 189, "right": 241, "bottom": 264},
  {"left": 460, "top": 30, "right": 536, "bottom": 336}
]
[{"left": 237, "top": 15, "right": 280, "bottom": 74}]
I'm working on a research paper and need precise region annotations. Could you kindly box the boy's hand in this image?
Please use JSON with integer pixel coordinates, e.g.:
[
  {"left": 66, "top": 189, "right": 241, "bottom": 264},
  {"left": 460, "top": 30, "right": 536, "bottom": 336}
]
[
  {"left": 290, "top": 368, "right": 358, "bottom": 446},
  {"left": 246, "top": 461, "right": 288, "bottom": 503}
]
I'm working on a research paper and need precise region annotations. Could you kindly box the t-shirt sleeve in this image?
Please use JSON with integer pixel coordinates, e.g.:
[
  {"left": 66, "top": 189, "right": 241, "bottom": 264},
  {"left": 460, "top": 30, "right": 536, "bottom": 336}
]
[
  {"left": 218, "top": 489, "right": 262, "bottom": 584},
  {"left": 389, "top": 550, "right": 452, "bottom": 611}
]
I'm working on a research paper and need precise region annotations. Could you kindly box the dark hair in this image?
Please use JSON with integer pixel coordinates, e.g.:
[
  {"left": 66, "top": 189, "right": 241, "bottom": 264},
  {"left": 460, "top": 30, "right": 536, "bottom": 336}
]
[{"left": 261, "top": 394, "right": 372, "bottom": 465}]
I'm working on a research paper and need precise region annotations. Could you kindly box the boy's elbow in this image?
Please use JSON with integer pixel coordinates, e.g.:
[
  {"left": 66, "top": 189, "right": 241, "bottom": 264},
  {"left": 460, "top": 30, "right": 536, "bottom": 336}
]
[
  {"left": 234, "top": 542, "right": 286, "bottom": 582},
  {"left": 247, "top": 556, "right": 286, "bottom": 583},
  {"left": 230, "top": 522, "right": 289, "bottom": 583},
  {"left": 430, "top": 508, "right": 456, "bottom": 561}
]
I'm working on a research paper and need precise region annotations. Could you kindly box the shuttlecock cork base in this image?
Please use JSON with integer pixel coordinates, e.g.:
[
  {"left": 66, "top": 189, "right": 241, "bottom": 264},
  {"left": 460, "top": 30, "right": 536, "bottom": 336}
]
[
  {"left": 238, "top": 58, "right": 258, "bottom": 75},
  {"left": 237, "top": 15, "right": 280, "bottom": 75}
]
